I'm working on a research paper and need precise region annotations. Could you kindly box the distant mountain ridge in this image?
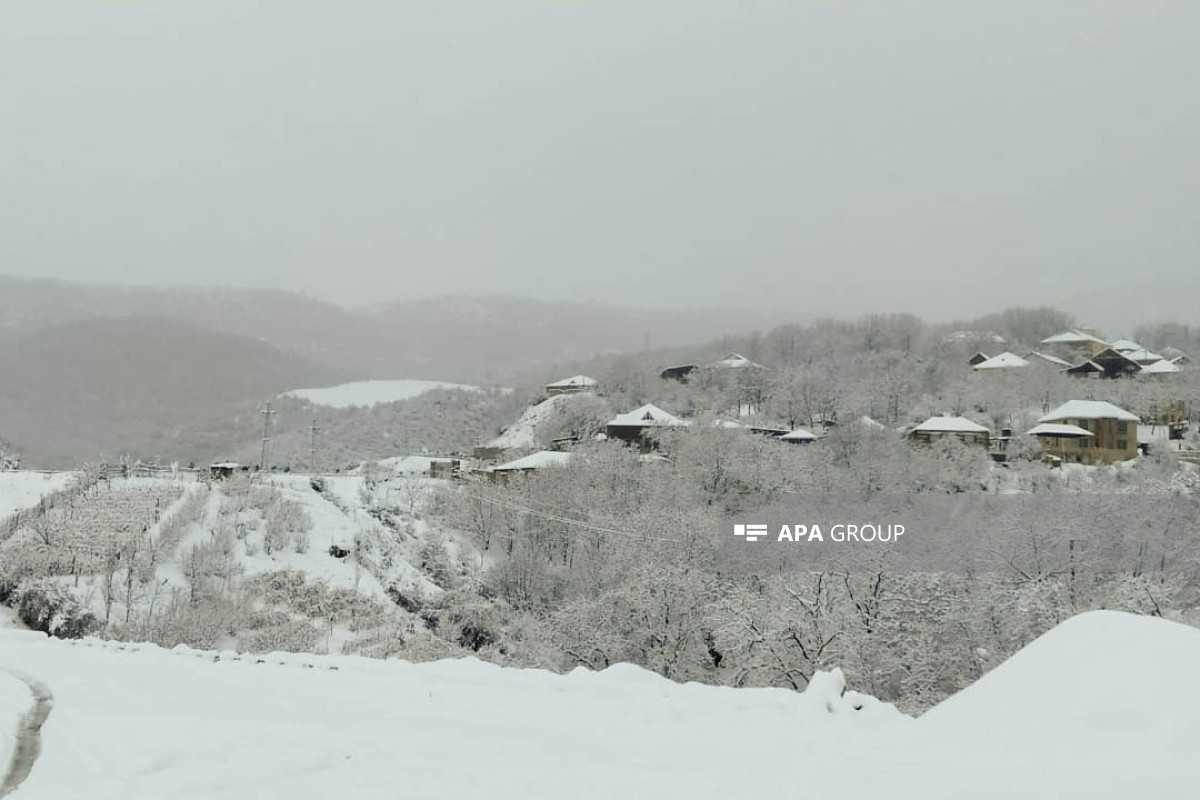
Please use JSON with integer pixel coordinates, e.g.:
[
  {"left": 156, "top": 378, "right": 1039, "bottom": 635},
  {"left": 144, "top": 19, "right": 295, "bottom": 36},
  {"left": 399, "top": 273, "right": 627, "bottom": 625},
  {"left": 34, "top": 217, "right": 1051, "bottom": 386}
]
[{"left": 0, "top": 275, "right": 772, "bottom": 383}]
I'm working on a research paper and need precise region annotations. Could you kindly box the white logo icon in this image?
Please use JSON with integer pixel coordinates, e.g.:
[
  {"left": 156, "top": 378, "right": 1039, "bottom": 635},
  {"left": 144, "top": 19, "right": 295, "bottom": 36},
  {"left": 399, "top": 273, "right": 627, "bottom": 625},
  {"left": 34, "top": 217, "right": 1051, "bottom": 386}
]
[{"left": 734, "top": 524, "right": 768, "bottom": 542}]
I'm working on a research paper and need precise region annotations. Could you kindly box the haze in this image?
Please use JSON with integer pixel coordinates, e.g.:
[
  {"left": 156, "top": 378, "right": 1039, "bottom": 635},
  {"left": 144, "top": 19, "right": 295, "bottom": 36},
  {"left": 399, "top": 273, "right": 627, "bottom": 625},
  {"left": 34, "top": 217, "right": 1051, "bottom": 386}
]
[{"left": 3, "top": 1, "right": 1197, "bottom": 331}]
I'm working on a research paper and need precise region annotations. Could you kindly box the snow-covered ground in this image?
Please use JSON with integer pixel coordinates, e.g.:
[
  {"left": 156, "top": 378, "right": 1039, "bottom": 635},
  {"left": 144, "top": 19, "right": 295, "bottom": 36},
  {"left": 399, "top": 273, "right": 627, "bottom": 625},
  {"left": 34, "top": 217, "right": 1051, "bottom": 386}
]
[
  {"left": 282, "top": 380, "right": 480, "bottom": 409},
  {"left": 0, "top": 471, "right": 75, "bottom": 519},
  {"left": 485, "top": 394, "right": 573, "bottom": 450},
  {"left": 0, "top": 611, "right": 1196, "bottom": 799}
]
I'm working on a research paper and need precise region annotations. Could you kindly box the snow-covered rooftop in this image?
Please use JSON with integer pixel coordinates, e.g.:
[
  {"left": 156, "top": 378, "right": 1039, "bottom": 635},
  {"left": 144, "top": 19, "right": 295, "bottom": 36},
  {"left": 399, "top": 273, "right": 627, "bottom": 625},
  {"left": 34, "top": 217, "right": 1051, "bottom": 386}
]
[
  {"left": 1108, "top": 339, "right": 1142, "bottom": 352},
  {"left": 912, "top": 416, "right": 990, "bottom": 434},
  {"left": 1041, "top": 330, "right": 1107, "bottom": 346},
  {"left": 710, "top": 353, "right": 764, "bottom": 369},
  {"left": 491, "top": 451, "right": 573, "bottom": 472},
  {"left": 781, "top": 428, "right": 818, "bottom": 441},
  {"left": 1025, "top": 423, "right": 1094, "bottom": 438},
  {"left": 1122, "top": 348, "right": 1163, "bottom": 363},
  {"left": 1140, "top": 359, "right": 1181, "bottom": 374},
  {"left": 1039, "top": 400, "right": 1139, "bottom": 423},
  {"left": 973, "top": 351, "right": 1029, "bottom": 370},
  {"left": 545, "top": 375, "right": 598, "bottom": 389},
  {"left": 1024, "top": 351, "right": 1072, "bottom": 368},
  {"left": 607, "top": 404, "right": 689, "bottom": 428}
]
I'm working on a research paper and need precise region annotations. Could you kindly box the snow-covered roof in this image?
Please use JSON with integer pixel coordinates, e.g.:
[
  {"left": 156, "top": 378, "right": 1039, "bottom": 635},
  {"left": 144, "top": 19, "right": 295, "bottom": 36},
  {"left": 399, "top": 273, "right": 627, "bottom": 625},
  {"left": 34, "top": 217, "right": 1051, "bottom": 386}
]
[
  {"left": 1140, "top": 359, "right": 1181, "bottom": 375},
  {"left": 1065, "top": 360, "right": 1105, "bottom": 372},
  {"left": 857, "top": 416, "right": 886, "bottom": 430},
  {"left": 545, "top": 375, "right": 598, "bottom": 389},
  {"left": 1025, "top": 351, "right": 1072, "bottom": 368},
  {"left": 490, "top": 451, "right": 573, "bottom": 472},
  {"left": 781, "top": 428, "right": 817, "bottom": 441},
  {"left": 1041, "top": 330, "right": 1108, "bottom": 346},
  {"left": 912, "top": 416, "right": 990, "bottom": 434},
  {"left": 1025, "top": 423, "right": 1094, "bottom": 438},
  {"left": 712, "top": 418, "right": 749, "bottom": 429},
  {"left": 710, "top": 353, "right": 764, "bottom": 369},
  {"left": 1122, "top": 348, "right": 1163, "bottom": 363},
  {"left": 1108, "top": 339, "right": 1142, "bottom": 353},
  {"left": 210, "top": 462, "right": 241, "bottom": 469},
  {"left": 973, "top": 352, "right": 1029, "bottom": 370},
  {"left": 1039, "top": 400, "right": 1139, "bottom": 423},
  {"left": 607, "top": 404, "right": 689, "bottom": 428}
]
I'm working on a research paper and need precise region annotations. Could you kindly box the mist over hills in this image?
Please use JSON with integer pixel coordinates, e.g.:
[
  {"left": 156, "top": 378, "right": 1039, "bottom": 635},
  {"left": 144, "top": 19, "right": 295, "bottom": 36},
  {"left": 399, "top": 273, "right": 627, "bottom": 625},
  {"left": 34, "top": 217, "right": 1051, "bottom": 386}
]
[
  {"left": 0, "top": 275, "right": 772, "bottom": 466},
  {"left": 0, "top": 275, "right": 770, "bottom": 383}
]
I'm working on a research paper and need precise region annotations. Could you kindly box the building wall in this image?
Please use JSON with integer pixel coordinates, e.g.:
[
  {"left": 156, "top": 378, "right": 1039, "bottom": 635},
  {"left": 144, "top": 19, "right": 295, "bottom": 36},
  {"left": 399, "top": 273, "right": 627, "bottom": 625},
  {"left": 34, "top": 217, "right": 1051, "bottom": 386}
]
[{"left": 1038, "top": 417, "right": 1138, "bottom": 464}]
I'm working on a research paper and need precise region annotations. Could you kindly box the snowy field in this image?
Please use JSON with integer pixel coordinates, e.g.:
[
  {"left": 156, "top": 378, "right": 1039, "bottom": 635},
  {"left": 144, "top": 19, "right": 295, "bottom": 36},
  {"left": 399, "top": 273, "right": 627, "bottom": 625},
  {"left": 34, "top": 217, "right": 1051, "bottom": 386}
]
[
  {"left": 0, "top": 472, "right": 75, "bottom": 519},
  {"left": 0, "top": 611, "right": 1196, "bottom": 799},
  {"left": 281, "top": 380, "right": 480, "bottom": 409}
]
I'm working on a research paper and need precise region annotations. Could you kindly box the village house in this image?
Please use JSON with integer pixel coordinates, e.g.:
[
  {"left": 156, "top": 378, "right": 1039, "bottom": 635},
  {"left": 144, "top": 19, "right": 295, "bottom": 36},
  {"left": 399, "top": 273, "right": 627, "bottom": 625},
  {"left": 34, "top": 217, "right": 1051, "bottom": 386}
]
[
  {"left": 544, "top": 375, "right": 598, "bottom": 396},
  {"left": 660, "top": 364, "right": 698, "bottom": 382},
  {"left": 1066, "top": 347, "right": 1142, "bottom": 380},
  {"left": 908, "top": 416, "right": 991, "bottom": 448},
  {"left": 972, "top": 351, "right": 1029, "bottom": 371},
  {"left": 487, "top": 450, "right": 572, "bottom": 482},
  {"left": 1040, "top": 329, "right": 1110, "bottom": 358},
  {"left": 605, "top": 404, "right": 690, "bottom": 445},
  {"left": 1028, "top": 400, "right": 1140, "bottom": 465},
  {"left": 709, "top": 352, "right": 766, "bottom": 370},
  {"left": 781, "top": 428, "right": 818, "bottom": 444},
  {"left": 1024, "top": 351, "right": 1073, "bottom": 370}
]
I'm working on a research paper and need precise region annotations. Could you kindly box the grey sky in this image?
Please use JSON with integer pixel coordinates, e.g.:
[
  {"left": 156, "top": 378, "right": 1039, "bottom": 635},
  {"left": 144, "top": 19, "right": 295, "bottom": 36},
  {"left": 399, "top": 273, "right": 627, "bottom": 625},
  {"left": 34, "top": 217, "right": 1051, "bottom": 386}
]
[{"left": 3, "top": 2, "right": 1197, "bottom": 330}]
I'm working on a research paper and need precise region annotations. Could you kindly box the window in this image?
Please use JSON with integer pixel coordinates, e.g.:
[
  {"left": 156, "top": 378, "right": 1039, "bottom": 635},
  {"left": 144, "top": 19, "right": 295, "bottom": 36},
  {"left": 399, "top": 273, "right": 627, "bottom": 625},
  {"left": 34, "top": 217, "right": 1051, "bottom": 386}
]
[
  {"left": 1118, "top": 439, "right": 1128, "bottom": 450},
  {"left": 1118, "top": 421, "right": 1129, "bottom": 434}
]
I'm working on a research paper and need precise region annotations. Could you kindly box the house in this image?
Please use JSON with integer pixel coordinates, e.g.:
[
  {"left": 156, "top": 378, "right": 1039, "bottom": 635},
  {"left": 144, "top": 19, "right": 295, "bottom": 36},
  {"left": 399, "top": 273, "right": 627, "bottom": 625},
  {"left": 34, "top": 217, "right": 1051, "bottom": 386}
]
[
  {"left": 710, "top": 352, "right": 766, "bottom": 370},
  {"left": 781, "top": 428, "right": 818, "bottom": 444},
  {"left": 1025, "top": 351, "right": 1072, "bottom": 369},
  {"left": 488, "top": 451, "right": 572, "bottom": 482},
  {"left": 545, "top": 375, "right": 598, "bottom": 396},
  {"left": 427, "top": 457, "right": 461, "bottom": 480},
  {"left": 660, "top": 364, "right": 699, "bottom": 382},
  {"left": 908, "top": 417, "right": 991, "bottom": 447},
  {"left": 605, "top": 404, "right": 690, "bottom": 444},
  {"left": 1064, "top": 360, "right": 1106, "bottom": 379},
  {"left": 1122, "top": 348, "right": 1165, "bottom": 366},
  {"left": 1032, "top": 400, "right": 1140, "bottom": 464},
  {"left": 1141, "top": 359, "right": 1181, "bottom": 377},
  {"left": 1066, "top": 348, "right": 1142, "bottom": 380},
  {"left": 1041, "top": 330, "right": 1109, "bottom": 357},
  {"left": 1025, "top": 423, "right": 1095, "bottom": 465},
  {"left": 967, "top": 352, "right": 991, "bottom": 367},
  {"left": 1108, "top": 339, "right": 1142, "bottom": 353},
  {"left": 972, "top": 351, "right": 1029, "bottom": 371},
  {"left": 209, "top": 462, "right": 242, "bottom": 480}
]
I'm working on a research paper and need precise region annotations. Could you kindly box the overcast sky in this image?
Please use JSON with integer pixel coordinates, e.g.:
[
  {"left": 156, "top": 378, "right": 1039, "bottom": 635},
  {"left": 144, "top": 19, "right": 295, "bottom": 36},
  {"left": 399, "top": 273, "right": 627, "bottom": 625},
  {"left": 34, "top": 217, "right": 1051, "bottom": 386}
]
[{"left": 3, "top": 2, "right": 1197, "bottom": 329}]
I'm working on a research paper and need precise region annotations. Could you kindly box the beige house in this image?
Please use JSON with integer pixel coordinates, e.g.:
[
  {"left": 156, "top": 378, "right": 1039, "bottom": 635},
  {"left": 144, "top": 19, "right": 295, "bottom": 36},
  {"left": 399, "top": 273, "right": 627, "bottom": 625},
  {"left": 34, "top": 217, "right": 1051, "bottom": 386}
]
[
  {"left": 1029, "top": 400, "right": 1139, "bottom": 465},
  {"left": 908, "top": 416, "right": 991, "bottom": 448}
]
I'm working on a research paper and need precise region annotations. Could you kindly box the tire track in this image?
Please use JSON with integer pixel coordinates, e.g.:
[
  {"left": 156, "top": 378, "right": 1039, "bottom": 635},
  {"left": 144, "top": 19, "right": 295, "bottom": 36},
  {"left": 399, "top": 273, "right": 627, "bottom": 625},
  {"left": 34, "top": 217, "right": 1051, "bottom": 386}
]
[{"left": 0, "top": 672, "right": 53, "bottom": 798}]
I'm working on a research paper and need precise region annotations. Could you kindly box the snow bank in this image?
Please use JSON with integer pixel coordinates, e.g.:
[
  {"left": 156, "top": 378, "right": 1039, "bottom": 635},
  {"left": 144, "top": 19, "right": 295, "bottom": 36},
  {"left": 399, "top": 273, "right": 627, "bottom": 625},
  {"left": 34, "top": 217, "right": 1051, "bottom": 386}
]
[
  {"left": 0, "top": 632, "right": 907, "bottom": 799},
  {"left": 866, "top": 611, "right": 1200, "bottom": 798},
  {"left": 282, "top": 379, "right": 479, "bottom": 409}
]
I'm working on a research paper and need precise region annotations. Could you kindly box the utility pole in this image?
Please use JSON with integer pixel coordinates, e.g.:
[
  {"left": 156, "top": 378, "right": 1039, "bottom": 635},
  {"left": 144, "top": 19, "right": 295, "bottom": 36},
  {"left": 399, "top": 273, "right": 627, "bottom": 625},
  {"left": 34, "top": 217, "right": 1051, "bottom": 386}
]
[
  {"left": 309, "top": 419, "right": 321, "bottom": 476},
  {"left": 259, "top": 400, "right": 276, "bottom": 471}
]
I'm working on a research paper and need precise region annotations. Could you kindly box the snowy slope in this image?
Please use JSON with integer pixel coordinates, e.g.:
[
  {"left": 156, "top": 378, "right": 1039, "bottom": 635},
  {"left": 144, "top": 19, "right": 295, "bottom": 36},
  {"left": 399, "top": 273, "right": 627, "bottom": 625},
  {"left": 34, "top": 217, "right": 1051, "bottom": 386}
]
[
  {"left": 0, "top": 631, "right": 903, "bottom": 800},
  {"left": 2, "top": 611, "right": 1196, "bottom": 798},
  {"left": 282, "top": 379, "right": 480, "bottom": 408},
  {"left": 0, "top": 472, "right": 75, "bottom": 519},
  {"left": 485, "top": 394, "right": 573, "bottom": 450},
  {"left": 0, "top": 670, "right": 29, "bottom": 778}
]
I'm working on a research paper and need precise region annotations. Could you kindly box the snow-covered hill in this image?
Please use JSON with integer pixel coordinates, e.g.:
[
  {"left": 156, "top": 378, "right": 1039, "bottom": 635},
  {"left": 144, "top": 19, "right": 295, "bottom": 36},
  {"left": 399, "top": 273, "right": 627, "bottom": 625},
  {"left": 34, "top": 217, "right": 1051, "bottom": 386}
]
[
  {"left": 0, "top": 611, "right": 1196, "bottom": 799},
  {"left": 282, "top": 379, "right": 481, "bottom": 409}
]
